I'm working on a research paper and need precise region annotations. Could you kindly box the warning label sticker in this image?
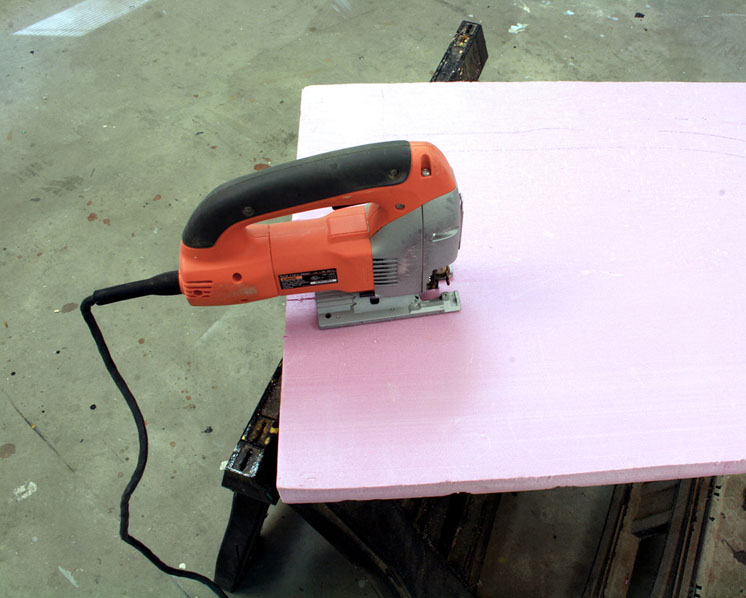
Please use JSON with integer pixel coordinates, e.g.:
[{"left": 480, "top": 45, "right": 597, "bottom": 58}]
[{"left": 279, "top": 268, "right": 338, "bottom": 290}]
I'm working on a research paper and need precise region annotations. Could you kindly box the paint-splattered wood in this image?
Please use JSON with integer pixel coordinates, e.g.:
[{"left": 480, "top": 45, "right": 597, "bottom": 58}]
[{"left": 277, "top": 82, "right": 746, "bottom": 503}]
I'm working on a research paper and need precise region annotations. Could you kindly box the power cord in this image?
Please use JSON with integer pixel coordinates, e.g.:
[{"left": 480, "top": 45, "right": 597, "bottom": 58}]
[{"left": 81, "top": 270, "right": 229, "bottom": 598}]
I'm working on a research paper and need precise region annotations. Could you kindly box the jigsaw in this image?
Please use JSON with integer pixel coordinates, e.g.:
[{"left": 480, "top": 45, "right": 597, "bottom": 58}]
[{"left": 179, "top": 140, "right": 463, "bottom": 328}]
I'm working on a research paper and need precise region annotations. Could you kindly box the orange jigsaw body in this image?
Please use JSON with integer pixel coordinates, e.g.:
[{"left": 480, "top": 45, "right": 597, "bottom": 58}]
[{"left": 179, "top": 142, "right": 456, "bottom": 306}]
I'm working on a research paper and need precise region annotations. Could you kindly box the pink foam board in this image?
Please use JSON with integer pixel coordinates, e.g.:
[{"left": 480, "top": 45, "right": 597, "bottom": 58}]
[{"left": 277, "top": 82, "right": 746, "bottom": 503}]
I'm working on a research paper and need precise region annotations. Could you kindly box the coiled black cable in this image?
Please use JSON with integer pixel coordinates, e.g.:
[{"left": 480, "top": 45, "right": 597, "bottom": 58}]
[{"left": 81, "top": 271, "right": 228, "bottom": 598}]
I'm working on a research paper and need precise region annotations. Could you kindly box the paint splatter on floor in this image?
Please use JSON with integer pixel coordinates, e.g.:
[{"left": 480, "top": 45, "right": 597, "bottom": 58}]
[
  {"left": 13, "top": 481, "right": 38, "bottom": 501},
  {"left": 57, "top": 566, "right": 79, "bottom": 588}
]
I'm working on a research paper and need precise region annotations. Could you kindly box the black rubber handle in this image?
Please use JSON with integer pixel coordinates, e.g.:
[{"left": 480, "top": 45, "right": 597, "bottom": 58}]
[{"left": 182, "top": 140, "right": 412, "bottom": 249}]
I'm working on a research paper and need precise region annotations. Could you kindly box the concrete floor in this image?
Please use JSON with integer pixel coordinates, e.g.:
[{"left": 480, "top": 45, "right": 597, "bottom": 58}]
[{"left": 1, "top": 0, "right": 745, "bottom": 596}]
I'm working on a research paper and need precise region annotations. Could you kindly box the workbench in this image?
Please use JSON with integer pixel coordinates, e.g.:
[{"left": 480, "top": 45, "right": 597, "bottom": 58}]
[{"left": 217, "top": 76, "right": 746, "bottom": 596}]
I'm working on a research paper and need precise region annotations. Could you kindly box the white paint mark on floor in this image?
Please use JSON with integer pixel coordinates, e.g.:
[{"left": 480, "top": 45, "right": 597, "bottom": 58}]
[
  {"left": 330, "top": 0, "right": 352, "bottom": 14},
  {"left": 697, "top": 13, "right": 746, "bottom": 19},
  {"left": 13, "top": 481, "right": 38, "bottom": 501},
  {"left": 195, "top": 306, "right": 246, "bottom": 347},
  {"left": 197, "top": 312, "right": 231, "bottom": 346},
  {"left": 58, "top": 565, "right": 79, "bottom": 588},
  {"left": 14, "top": 0, "right": 151, "bottom": 37}
]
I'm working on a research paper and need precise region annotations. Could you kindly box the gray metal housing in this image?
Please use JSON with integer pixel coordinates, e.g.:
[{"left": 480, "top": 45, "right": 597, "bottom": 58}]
[{"left": 370, "top": 188, "right": 463, "bottom": 297}]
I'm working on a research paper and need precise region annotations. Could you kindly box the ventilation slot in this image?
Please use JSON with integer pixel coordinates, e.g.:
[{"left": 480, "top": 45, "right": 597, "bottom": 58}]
[
  {"left": 373, "top": 258, "right": 398, "bottom": 285},
  {"left": 183, "top": 280, "right": 213, "bottom": 298}
]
